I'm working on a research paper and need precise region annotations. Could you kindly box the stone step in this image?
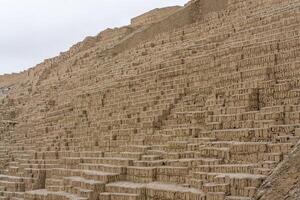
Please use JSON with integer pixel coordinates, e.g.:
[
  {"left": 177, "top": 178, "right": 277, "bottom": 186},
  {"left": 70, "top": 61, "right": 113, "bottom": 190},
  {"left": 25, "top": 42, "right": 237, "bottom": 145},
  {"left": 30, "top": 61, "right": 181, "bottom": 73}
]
[
  {"left": 82, "top": 170, "right": 120, "bottom": 183},
  {"left": 120, "top": 145, "right": 152, "bottom": 153},
  {"left": 193, "top": 172, "right": 266, "bottom": 186},
  {"left": 99, "top": 192, "right": 142, "bottom": 200},
  {"left": 60, "top": 151, "right": 104, "bottom": 158},
  {"left": 225, "top": 196, "right": 252, "bottom": 200},
  {"left": 194, "top": 164, "right": 258, "bottom": 174},
  {"left": 45, "top": 178, "right": 63, "bottom": 192},
  {"left": 140, "top": 155, "right": 162, "bottom": 161},
  {"left": 205, "top": 192, "right": 226, "bottom": 200},
  {"left": 25, "top": 189, "right": 88, "bottom": 200},
  {"left": 105, "top": 182, "right": 146, "bottom": 195},
  {"left": 49, "top": 168, "right": 121, "bottom": 183},
  {"left": 126, "top": 167, "right": 157, "bottom": 183},
  {"left": 66, "top": 157, "right": 134, "bottom": 166},
  {"left": 0, "top": 191, "right": 24, "bottom": 199},
  {"left": 156, "top": 166, "right": 189, "bottom": 184},
  {"left": 167, "top": 158, "right": 222, "bottom": 167},
  {"left": 79, "top": 163, "right": 127, "bottom": 174},
  {"left": 26, "top": 159, "right": 60, "bottom": 164},
  {"left": 104, "top": 181, "right": 206, "bottom": 200},
  {"left": 64, "top": 187, "right": 95, "bottom": 200},
  {"left": 195, "top": 147, "right": 230, "bottom": 160},
  {"left": 202, "top": 182, "right": 230, "bottom": 194},
  {"left": 20, "top": 163, "right": 60, "bottom": 169},
  {"left": 132, "top": 160, "right": 165, "bottom": 167},
  {"left": 10, "top": 197, "right": 24, "bottom": 200},
  {"left": 63, "top": 176, "right": 105, "bottom": 192},
  {"left": 0, "top": 181, "right": 25, "bottom": 192},
  {"left": 120, "top": 152, "right": 143, "bottom": 160},
  {"left": 146, "top": 182, "right": 205, "bottom": 200},
  {"left": 0, "top": 175, "right": 24, "bottom": 182}
]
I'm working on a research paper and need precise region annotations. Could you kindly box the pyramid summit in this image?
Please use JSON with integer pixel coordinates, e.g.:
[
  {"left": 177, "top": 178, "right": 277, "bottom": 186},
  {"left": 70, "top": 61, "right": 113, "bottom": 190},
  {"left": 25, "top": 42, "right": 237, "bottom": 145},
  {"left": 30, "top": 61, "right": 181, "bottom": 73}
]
[{"left": 0, "top": 0, "right": 300, "bottom": 199}]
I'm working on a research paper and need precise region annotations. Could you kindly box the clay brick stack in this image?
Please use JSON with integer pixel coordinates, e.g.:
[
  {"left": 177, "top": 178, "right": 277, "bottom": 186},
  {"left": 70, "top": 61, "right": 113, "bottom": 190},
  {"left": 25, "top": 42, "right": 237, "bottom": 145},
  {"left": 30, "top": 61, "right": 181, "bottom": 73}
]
[{"left": 0, "top": 0, "right": 300, "bottom": 199}]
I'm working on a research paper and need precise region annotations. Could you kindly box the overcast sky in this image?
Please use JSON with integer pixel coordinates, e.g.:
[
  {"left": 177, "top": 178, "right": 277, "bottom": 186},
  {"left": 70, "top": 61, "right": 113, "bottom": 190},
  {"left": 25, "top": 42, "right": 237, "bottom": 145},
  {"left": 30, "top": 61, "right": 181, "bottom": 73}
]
[{"left": 0, "top": 0, "right": 187, "bottom": 75}]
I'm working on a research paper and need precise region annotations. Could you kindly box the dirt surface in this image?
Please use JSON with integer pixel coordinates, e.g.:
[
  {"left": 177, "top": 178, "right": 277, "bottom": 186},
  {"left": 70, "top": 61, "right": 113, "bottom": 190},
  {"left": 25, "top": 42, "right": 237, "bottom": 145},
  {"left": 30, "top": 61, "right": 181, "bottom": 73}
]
[{"left": 255, "top": 142, "right": 300, "bottom": 200}]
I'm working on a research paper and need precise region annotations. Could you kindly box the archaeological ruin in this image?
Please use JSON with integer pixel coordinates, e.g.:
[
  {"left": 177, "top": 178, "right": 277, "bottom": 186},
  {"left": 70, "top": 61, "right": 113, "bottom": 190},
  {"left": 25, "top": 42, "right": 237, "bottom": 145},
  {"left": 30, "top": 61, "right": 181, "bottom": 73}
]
[{"left": 0, "top": 0, "right": 300, "bottom": 199}]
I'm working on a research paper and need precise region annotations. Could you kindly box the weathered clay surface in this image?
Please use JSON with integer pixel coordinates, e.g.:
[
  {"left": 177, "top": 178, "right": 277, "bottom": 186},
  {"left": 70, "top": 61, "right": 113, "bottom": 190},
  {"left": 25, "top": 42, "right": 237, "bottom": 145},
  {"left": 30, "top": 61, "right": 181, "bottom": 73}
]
[
  {"left": 0, "top": 0, "right": 299, "bottom": 200},
  {"left": 255, "top": 141, "right": 300, "bottom": 200}
]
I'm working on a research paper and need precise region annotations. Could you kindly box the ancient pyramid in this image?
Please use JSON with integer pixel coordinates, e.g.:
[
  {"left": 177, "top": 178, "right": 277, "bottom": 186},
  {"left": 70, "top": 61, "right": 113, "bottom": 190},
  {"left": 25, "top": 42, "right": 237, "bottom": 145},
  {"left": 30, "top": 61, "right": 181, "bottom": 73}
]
[{"left": 0, "top": 0, "right": 300, "bottom": 199}]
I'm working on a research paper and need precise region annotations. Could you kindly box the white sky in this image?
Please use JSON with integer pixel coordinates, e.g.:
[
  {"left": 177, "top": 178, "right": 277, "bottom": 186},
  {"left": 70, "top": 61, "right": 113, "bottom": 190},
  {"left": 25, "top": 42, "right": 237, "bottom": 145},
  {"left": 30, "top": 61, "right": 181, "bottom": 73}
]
[{"left": 0, "top": 0, "right": 188, "bottom": 75}]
